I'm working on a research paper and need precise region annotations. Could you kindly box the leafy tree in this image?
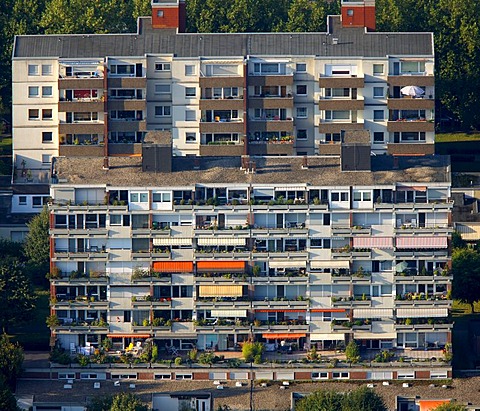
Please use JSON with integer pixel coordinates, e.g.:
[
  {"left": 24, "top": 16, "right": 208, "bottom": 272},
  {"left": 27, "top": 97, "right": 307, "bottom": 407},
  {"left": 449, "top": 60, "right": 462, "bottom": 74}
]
[
  {"left": 296, "top": 389, "right": 344, "bottom": 411},
  {"left": 0, "top": 258, "right": 36, "bottom": 333},
  {"left": 110, "top": 393, "right": 148, "bottom": 411},
  {"left": 451, "top": 231, "right": 466, "bottom": 249},
  {"left": 342, "top": 386, "right": 387, "bottom": 411},
  {"left": 132, "top": 0, "right": 151, "bottom": 21},
  {"left": 0, "top": 375, "right": 20, "bottom": 411},
  {"left": 0, "top": 333, "right": 24, "bottom": 389},
  {"left": 345, "top": 340, "right": 360, "bottom": 363},
  {"left": 242, "top": 341, "right": 264, "bottom": 363},
  {"left": 0, "top": 239, "right": 23, "bottom": 260},
  {"left": 432, "top": 402, "right": 467, "bottom": 411},
  {"left": 23, "top": 206, "right": 50, "bottom": 282},
  {"left": 452, "top": 247, "right": 480, "bottom": 312},
  {"left": 87, "top": 395, "right": 113, "bottom": 411}
]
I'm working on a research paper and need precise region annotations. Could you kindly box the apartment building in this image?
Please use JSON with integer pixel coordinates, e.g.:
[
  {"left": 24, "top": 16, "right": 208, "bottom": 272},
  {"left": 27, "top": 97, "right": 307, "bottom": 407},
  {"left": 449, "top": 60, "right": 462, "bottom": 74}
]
[
  {"left": 47, "top": 131, "right": 453, "bottom": 371},
  {"left": 11, "top": 0, "right": 435, "bottom": 212}
]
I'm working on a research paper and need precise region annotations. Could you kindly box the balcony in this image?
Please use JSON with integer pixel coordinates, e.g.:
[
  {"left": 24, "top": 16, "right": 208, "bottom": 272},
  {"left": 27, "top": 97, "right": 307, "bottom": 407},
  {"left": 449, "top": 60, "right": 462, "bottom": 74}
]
[
  {"left": 331, "top": 248, "right": 372, "bottom": 259},
  {"left": 251, "top": 276, "right": 308, "bottom": 285},
  {"left": 318, "top": 99, "right": 364, "bottom": 111},
  {"left": 59, "top": 145, "right": 104, "bottom": 157},
  {"left": 251, "top": 299, "right": 309, "bottom": 310},
  {"left": 318, "top": 121, "right": 364, "bottom": 134},
  {"left": 199, "top": 98, "right": 244, "bottom": 111},
  {"left": 331, "top": 226, "right": 372, "bottom": 236},
  {"left": 250, "top": 225, "right": 307, "bottom": 237},
  {"left": 331, "top": 296, "right": 372, "bottom": 307},
  {"left": 109, "top": 120, "right": 147, "bottom": 132},
  {"left": 319, "top": 76, "right": 364, "bottom": 88},
  {"left": 249, "top": 119, "right": 294, "bottom": 132},
  {"left": 58, "top": 77, "right": 104, "bottom": 89},
  {"left": 199, "top": 143, "right": 245, "bottom": 157},
  {"left": 108, "top": 77, "right": 147, "bottom": 88},
  {"left": 131, "top": 251, "right": 171, "bottom": 260},
  {"left": 195, "top": 320, "right": 251, "bottom": 333},
  {"left": 387, "top": 143, "right": 435, "bottom": 156},
  {"left": 59, "top": 122, "right": 104, "bottom": 134},
  {"left": 131, "top": 296, "right": 172, "bottom": 308},
  {"left": 194, "top": 250, "right": 251, "bottom": 260},
  {"left": 58, "top": 100, "right": 104, "bottom": 112},
  {"left": 394, "top": 225, "right": 453, "bottom": 235},
  {"left": 395, "top": 298, "right": 451, "bottom": 308},
  {"left": 49, "top": 203, "right": 127, "bottom": 212},
  {"left": 387, "top": 74, "right": 434, "bottom": 87},
  {"left": 50, "top": 271, "right": 108, "bottom": 285},
  {"left": 195, "top": 273, "right": 249, "bottom": 284},
  {"left": 252, "top": 322, "right": 309, "bottom": 334},
  {"left": 199, "top": 120, "right": 244, "bottom": 133},
  {"left": 248, "top": 96, "right": 294, "bottom": 109},
  {"left": 50, "top": 227, "right": 108, "bottom": 238},
  {"left": 387, "top": 120, "right": 434, "bottom": 132},
  {"left": 199, "top": 76, "right": 244, "bottom": 88},
  {"left": 13, "top": 168, "right": 50, "bottom": 184},
  {"left": 248, "top": 75, "right": 293, "bottom": 87},
  {"left": 53, "top": 250, "right": 109, "bottom": 261},
  {"left": 195, "top": 298, "right": 251, "bottom": 310},
  {"left": 394, "top": 250, "right": 448, "bottom": 259},
  {"left": 387, "top": 97, "right": 434, "bottom": 110},
  {"left": 395, "top": 322, "right": 453, "bottom": 332},
  {"left": 108, "top": 99, "right": 146, "bottom": 111},
  {"left": 248, "top": 139, "right": 295, "bottom": 156}
]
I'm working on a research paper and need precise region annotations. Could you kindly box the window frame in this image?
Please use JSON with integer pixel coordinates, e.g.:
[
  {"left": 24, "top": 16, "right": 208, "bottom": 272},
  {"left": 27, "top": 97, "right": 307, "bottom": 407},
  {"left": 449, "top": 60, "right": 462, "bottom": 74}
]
[
  {"left": 296, "top": 107, "right": 307, "bottom": 118},
  {"left": 296, "top": 84, "right": 307, "bottom": 96},
  {"left": 185, "top": 87, "right": 196, "bottom": 98},
  {"left": 42, "top": 131, "right": 53, "bottom": 143},
  {"left": 154, "top": 62, "right": 171, "bottom": 72},
  {"left": 28, "top": 64, "right": 39, "bottom": 76}
]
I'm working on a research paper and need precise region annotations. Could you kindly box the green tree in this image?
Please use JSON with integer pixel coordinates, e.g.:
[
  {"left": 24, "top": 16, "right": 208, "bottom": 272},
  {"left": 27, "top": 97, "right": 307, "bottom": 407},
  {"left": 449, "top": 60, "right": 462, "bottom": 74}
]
[
  {"left": 452, "top": 247, "right": 480, "bottom": 312},
  {"left": 0, "top": 375, "right": 20, "bottom": 411},
  {"left": 432, "top": 402, "right": 467, "bottom": 411},
  {"left": 23, "top": 206, "right": 50, "bottom": 282},
  {"left": 0, "top": 333, "right": 24, "bottom": 389},
  {"left": 451, "top": 231, "right": 466, "bottom": 249},
  {"left": 345, "top": 340, "right": 360, "bottom": 363},
  {"left": 132, "top": 0, "right": 151, "bottom": 21},
  {"left": 110, "top": 393, "right": 148, "bottom": 411},
  {"left": 242, "top": 341, "right": 264, "bottom": 363},
  {"left": 342, "top": 386, "right": 387, "bottom": 411},
  {"left": 0, "top": 259, "right": 36, "bottom": 333},
  {"left": 296, "top": 389, "right": 344, "bottom": 411},
  {"left": 280, "top": 0, "right": 334, "bottom": 32}
]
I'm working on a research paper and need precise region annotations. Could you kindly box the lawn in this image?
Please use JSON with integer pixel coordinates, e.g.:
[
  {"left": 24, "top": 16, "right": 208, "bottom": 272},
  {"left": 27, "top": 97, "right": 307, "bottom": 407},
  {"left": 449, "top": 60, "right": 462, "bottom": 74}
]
[{"left": 435, "top": 133, "right": 480, "bottom": 143}]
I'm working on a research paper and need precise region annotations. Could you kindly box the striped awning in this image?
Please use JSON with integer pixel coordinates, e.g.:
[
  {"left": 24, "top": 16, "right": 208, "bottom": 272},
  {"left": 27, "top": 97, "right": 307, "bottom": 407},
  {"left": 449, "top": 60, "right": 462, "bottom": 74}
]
[
  {"left": 396, "top": 236, "right": 448, "bottom": 249},
  {"left": 353, "top": 309, "right": 393, "bottom": 319},
  {"left": 310, "top": 333, "right": 345, "bottom": 341},
  {"left": 153, "top": 238, "right": 192, "bottom": 246},
  {"left": 197, "top": 237, "right": 246, "bottom": 246},
  {"left": 262, "top": 333, "right": 306, "bottom": 339},
  {"left": 310, "top": 260, "right": 350, "bottom": 269},
  {"left": 456, "top": 223, "right": 480, "bottom": 241},
  {"left": 353, "top": 237, "right": 393, "bottom": 249},
  {"left": 353, "top": 332, "right": 396, "bottom": 339},
  {"left": 153, "top": 261, "right": 193, "bottom": 273},
  {"left": 396, "top": 185, "right": 427, "bottom": 191},
  {"left": 211, "top": 309, "right": 247, "bottom": 318},
  {"left": 268, "top": 261, "right": 307, "bottom": 269},
  {"left": 197, "top": 261, "right": 246, "bottom": 272},
  {"left": 255, "top": 309, "right": 307, "bottom": 313},
  {"left": 396, "top": 308, "right": 448, "bottom": 318},
  {"left": 198, "top": 285, "right": 243, "bottom": 297},
  {"left": 311, "top": 308, "right": 346, "bottom": 313}
]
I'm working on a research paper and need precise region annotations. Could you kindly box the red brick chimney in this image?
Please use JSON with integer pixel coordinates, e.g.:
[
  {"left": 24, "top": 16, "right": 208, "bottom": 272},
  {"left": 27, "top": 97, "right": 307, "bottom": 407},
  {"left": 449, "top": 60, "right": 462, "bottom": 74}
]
[
  {"left": 341, "top": 0, "right": 376, "bottom": 32},
  {"left": 151, "top": 0, "right": 186, "bottom": 32}
]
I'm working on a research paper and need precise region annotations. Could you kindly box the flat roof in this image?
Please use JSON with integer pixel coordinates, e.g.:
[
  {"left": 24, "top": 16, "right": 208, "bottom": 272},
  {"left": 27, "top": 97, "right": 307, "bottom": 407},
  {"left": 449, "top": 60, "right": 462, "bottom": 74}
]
[
  {"left": 13, "top": 16, "right": 433, "bottom": 59},
  {"left": 51, "top": 154, "right": 451, "bottom": 188}
]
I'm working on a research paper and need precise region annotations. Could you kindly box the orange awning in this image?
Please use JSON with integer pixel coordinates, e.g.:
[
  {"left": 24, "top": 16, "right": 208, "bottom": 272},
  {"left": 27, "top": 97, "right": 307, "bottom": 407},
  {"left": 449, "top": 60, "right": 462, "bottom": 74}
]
[
  {"left": 153, "top": 261, "right": 193, "bottom": 273},
  {"left": 256, "top": 309, "right": 306, "bottom": 313},
  {"left": 197, "top": 260, "right": 246, "bottom": 273},
  {"left": 107, "top": 334, "right": 150, "bottom": 339},
  {"left": 311, "top": 309, "right": 346, "bottom": 313},
  {"left": 262, "top": 333, "right": 306, "bottom": 339},
  {"left": 418, "top": 400, "right": 450, "bottom": 411}
]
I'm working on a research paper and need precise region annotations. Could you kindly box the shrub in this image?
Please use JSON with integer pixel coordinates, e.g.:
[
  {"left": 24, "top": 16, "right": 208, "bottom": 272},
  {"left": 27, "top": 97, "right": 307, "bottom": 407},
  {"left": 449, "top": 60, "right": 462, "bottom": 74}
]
[
  {"left": 345, "top": 340, "right": 360, "bottom": 363},
  {"left": 174, "top": 356, "right": 182, "bottom": 365},
  {"left": 188, "top": 348, "right": 198, "bottom": 362},
  {"left": 242, "top": 341, "right": 264, "bottom": 363}
]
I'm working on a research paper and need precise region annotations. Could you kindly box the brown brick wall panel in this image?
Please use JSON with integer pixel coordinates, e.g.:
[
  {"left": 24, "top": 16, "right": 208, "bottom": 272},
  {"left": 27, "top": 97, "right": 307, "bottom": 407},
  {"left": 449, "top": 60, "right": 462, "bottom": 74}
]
[
  {"left": 350, "top": 371, "right": 367, "bottom": 380},
  {"left": 58, "top": 78, "right": 104, "bottom": 90},
  {"left": 200, "top": 122, "right": 244, "bottom": 133},
  {"left": 109, "top": 143, "right": 143, "bottom": 155},
  {"left": 318, "top": 99, "right": 364, "bottom": 110},
  {"left": 248, "top": 98, "right": 294, "bottom": 109},
  {"left": 108, "top": 77, "right": 147, "bottom": 88},
  {"left": 387, "top": 98, "right": 435, "bottom": 110},
  {"left": 249, "top": 120, "right": 294, "bottom": 132},
  {"left": 200, "top": 77, "right": 244, "bottom": 88},
  {"left": 318, "top": 143, "right": 341, "bottom": 155},
  {"left": 137, "top": 371, "right": 153, "bottom": 380},
  {"left": 388, "top": 75, "right": 435, "bottom": 87},
  {"left": 193, "top": 372, "right": 209, "bottom": 380},
  {"left": 249, "top": 143, "right": 294, "bottom": 156},
  {"left": 294, "top": 371, "right": 312, "bottom": 380},
  {"left": 59, "top": 123, "right": 105, "bottom": 134},
  {"left": 59, "top": 101, "right": 104, "bottom": 112},
  {"left": 199, "top": 99, "right": 244, "bottom": 110},
  {"left": 415, "top": 370, "right": 430, "bottom": 379},
  {"left": 109, "top": 120, "right": 147, "bottom": 132},
  {"left": 108, "top": 100, "right": 147, "bottom": 111},
  {"left": 387, "top": 143, "right": 435, "bottom": 156},
  {"left": 318, "top": 122, "right": 364, "bottom": 133},
  {"left": 59, "top": 145, "right": 104, "bottom": 157},
  {"left": 387, "top": 121, "right": 434, "bottom": 132},
  {"left": 248, "top": 75, "right": 294, "bottom": 87},
  {"left": 319, "top": 77, "right": 365, "bottom": 88},
  {"left": 200, "top": 144, "right": 244, "bottom": 156}
]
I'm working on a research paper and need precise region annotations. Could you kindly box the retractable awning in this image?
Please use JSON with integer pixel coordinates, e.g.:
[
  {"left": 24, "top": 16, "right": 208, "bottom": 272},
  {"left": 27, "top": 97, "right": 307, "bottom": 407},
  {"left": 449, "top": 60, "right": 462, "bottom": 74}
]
[
  {"left": 152, "top": 261, "right": 194, "bottom": 273},
  {"left": 310, "top": 333, "right": 345, "bottom": 341},
  {"left": 310, "top": 260, "right": 350, "bottom": 269},
  {"left": 353, "top": 332, "right": 396, "bottom": 339},
  {"left": 311, "top": 308, "right": 346, "bottom": 313},
  {"left": 353, "top": 237, "right": 393, "bottom": 249},
  {"left": 396, "top": 236, "right": 448, "bottom": 249},
  {"left": 268, "top": 261, "right": 307, "bottom": 268},
  {"left": 197, "top": 261, "right": 246, "bottom": 272},
  {"left": 153, "top": 238, "right": 192, "bottom": 246},
  {"left": 197, "top": 237, "right": 246, "bottom": 246},
  {"left": 255, "top": 309, "right": 306, "bottom": 313},
  {"left": 262, "top": 333, "right": 306, "bottom": 339},
  {"left": 396, "top": 185, "right": 427, "bottom": 191},
  {"left": 198, "top": 285, "right": 243, "bottom": 297},
  {"left": 396, "top": 308, "right": 448, "bottom": 318},
  {"left": 211, "top": 309, "right": 247, "bottom": 318},
  {"left": 353, "top": 309, "right": 393, "bottom": 319}
]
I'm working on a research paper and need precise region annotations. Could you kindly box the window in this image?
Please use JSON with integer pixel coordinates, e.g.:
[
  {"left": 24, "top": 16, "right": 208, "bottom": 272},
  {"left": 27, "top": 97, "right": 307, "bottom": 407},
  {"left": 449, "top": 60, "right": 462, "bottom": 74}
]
[
  {"left": 185, "top": 110, "right": 196, "bottom": 121},
  {"left": 110, "top": 64, "right": 135, "bottom": 75},
  {"left": 296, "top": 107, "right": 307, "bottom": 118},
  {"left": 401, "top": 61, "right": 425, "bottom": 74},
  {"left": 297, "top": 129, "right": 307, "bottom": 140},
  {"left": 185, "top": 65, "right": 196, "bottom": 76},
  {"left": 42, "top": 132, "right": 53, "bottom": 142},
  {"left": 28, "top": 64, "right": 39, "bottom": 75},
  {"left": 28, "top": 86, "right": 39, "bottom": 97},
  {"left": 28, "top": 109, "right": 39, "bottom": 120},
  {"left": 154, "top": 62, "right": 171, "bottom": 71},
  {"left": 19, "top": 196, "right": 27, "bottom": 205},
  {"left": 296, "top": 85, "right": 307, "bottom": 95},
  {"left": 205, "top": 64, "right": 238, "bottom": 76},
  {"left": 152, "top": 192, "right": 171, "bottom": 203},
  {"left": 42, "top": 154, "right": 51, "bottom": 164},
  {"left": 32, "top": 197, "right": 43, "bottom": 207},
  {"left": 310, "top": 238, "right": 331, "bottom": 249},
  {"left": 400, "top": 132, "right": 426, "bottom": 142},
  {"left": 157, "top": 10, "right": 164, "bottom": 17},
  {"left": 186, "top": 132, "right": 197, "bottom": 143},
  {"left": 332, "top": 372, "right": 349, "bottom": 379},
  {"left": 325, "top": 88, "right": 350, "bottom": 98},
  {"left": 110, "top": 215, "right": 122, "bottom": 225},
  {"left": 253, "top": 62, "right": 286, "bottom": 75},
  {"left": 353, "top": 191, "right": 371, "bottom": 201},
  {"left": 373, "top": 132, "right": 384, "bottom": 143},
  {"left": 42, "top": 109, "right": 53, "bottom": 120},
  {"left": 42, "top": 64, "right": 52, "bottom": 75},
  {"left": 296, "top": 63, "right": 307, "bottom": 72},
  {"left": 373, "top": 110, "right": 384, "bottom": 122},
  {"left": 312, "top": 372, "right": 328, "bottom": 380},
  {"left": 373, "top": 87, "right": 384, "bottom": 98},
  {"left": 154, "top": 106, "right": 171, "bottom": 117},
  {"left": 185, "top": 87, "right": 196, "bottom": 98},
  {"left": 331, "top": 192, "right": 348, "bottom": 202},
  {"left": 325, "top": 110, "right": 350, "bottom": 121},
  {"left": 154, "top": 374, "right": 172, "bottom": 380},
  {"left": 373, "top": 64, "right": 384, "bottom": 75},
  {"left": 346, "top": 9, "right": 354, "bottom": 16},
  {"left": 42, "top": 86, "right": 53, "bottom": 97},
  {"left": 130, "top": 192, "right": 148, "bottom": 203},
  {"left": 325, "top": 133, "right": 341, "bottom": 142},
  {"left": 175, "top": 374, "right": 192, "bottom": 380},
  {"left": 155, "top": 84, "right": 171, "bottom": 94}
]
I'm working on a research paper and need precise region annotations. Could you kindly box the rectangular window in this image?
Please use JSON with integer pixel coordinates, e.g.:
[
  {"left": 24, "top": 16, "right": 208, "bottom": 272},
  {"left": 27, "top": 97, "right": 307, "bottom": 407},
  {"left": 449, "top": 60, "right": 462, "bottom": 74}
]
[
  {"left": 296, "top": 107, "right": 307, "bottom": 118},
  {"left": 42, "top": 154, "right": 51, "bottom": 164},
  {"left": 373, "top": 87, "right": 384, "bottom": 98},
  {"left": 154, "top": 374, "right": 172, "bottom": 380},
  {"left": 28, "top": 86, "right": 39, "bottom": 97},
  {"left": 373, "top": 110, "right": 384, "bottom": 121},
  {"left": 297, "top": 129, "right": 307, "bottom": 140},
  {"left": 28, "top": 64, "right": 39, "bottom": 75},
  {"left": 325, "top": 133, "right": 341, "bottom": 142},
  {"left": 154, "top": 106, "right": 171, "bottom": 117},
  {"left": 332, "top": 372, "right": 349, "bottom": 379},
  {"left": 312, "top": 372, "right": 328, "bottom": 380},
  {"left": 325, "top": 110, "right": 350, "bottom": 121},
  {"left": 42, "top": 132, "right": 53, "bottom": 142},
  {"left": 42, "top": 109, "right": 53, "bottom": 120},
  {"left": 296, "top": 85, "right": 307, "bottom": 95},
  {"left": 400, "top": 61, "right": 425, "bottom": 74},
  {"left": 175, "top": 374, "right": 192, "bottom": 380},
  {"left": 29, "top": 109, "right": 39, "bottom": 120},
  {"left": 373, "top": 132, "right": 384, "bottom": 143},
  {"left": 42, "top": 64, "right": 52, "bottom": 75},
  {"left": 19, "top": 196, "right": 27, "bottom": 205},
  {"left": 296, "top": 63, "right": 307, "bottom": 72},
  {"left": 373, "top": 64, "right": 384, "bottom": 75},
  {"left": 155, "top": 84, "right": 171, "bottom": 94},
  {"left": 154, "top": 62, "right": 171, "bottom": 71},
  {"left": 110, "top": 64, "right": 135, "bottom": 75},
  {"left": 152, "top": 192, "right": 171, "bottom": 203},
  {"left": 186, "top": 132, "right": 197, "bottom": 143},
  {"left": 32, "top": 197, "right": 43, "bottom": 207},
  {"left": 185, "top": 65, "right": 196, "bottom": 76},
  {"left": 185, "top": 110, "right": 196, "bottom": 121},
  {"left": 42, "top": 86, "right": 53, "bottom": 97},
  {"left": 110, "top": 215, "right": 122, "bottom": 225},
  {"left": 185, "top": 87, "right": 196, "bottom": 98}
]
